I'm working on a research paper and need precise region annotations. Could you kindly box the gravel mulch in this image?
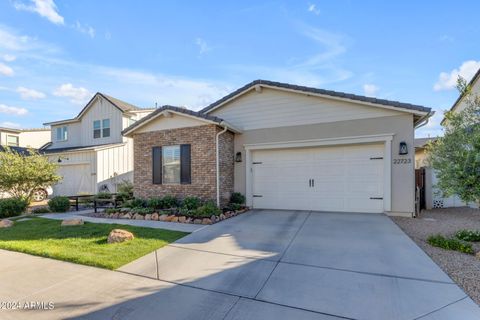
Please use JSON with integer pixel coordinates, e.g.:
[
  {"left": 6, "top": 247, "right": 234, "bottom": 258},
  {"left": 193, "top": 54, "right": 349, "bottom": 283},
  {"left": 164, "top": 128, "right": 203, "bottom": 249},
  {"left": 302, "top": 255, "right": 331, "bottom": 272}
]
[{"left": 392, "top": 207, "right": 480, "bottom": 305}]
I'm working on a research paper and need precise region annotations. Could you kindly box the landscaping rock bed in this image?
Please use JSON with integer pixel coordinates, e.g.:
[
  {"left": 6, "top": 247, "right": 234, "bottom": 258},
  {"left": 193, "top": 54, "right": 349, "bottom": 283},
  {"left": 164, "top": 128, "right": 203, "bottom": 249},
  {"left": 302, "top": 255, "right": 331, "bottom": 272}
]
[
  {"left": 392, "top": 207, "right": 480, "bottom": 305},
  {"left": 87, "top": 208, "right": 249, "bottom": 225}
]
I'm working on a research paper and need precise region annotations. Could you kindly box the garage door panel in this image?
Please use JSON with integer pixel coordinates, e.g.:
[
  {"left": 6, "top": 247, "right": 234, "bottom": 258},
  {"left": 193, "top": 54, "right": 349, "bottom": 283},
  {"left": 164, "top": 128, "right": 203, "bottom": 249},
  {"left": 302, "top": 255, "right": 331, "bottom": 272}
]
[{"left": 252, "top": 144, "right": 384, "bottom": 213}]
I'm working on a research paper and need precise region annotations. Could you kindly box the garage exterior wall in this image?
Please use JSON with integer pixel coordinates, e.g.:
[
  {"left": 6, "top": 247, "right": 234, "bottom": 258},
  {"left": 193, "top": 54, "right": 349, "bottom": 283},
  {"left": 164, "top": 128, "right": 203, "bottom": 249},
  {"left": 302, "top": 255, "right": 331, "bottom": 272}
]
[{"left": 232, "top": 114, "right": 415, "bottom": 216}]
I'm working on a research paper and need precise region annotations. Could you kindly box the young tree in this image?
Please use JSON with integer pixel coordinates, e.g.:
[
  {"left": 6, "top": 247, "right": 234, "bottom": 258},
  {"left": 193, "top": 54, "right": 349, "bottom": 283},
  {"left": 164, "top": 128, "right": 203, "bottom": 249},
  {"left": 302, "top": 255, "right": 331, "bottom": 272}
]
[
  {"left": 0, "top": 148, "right": 61, "bottom": 201},
  {"left": 427, "top": 77, "right": 480, "bottom": 205}
]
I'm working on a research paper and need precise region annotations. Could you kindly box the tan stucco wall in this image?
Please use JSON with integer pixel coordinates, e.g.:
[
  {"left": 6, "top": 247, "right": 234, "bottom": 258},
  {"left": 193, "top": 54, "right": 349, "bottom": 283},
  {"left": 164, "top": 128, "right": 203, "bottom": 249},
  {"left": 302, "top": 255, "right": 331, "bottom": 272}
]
[{"left": 232, "top": 114, "right": 415, "bottom": 215}]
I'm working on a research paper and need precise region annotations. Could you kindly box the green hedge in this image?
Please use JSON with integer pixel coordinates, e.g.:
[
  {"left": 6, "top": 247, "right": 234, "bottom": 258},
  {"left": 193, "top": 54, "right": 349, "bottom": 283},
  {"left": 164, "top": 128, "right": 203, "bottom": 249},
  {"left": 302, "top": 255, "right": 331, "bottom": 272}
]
[
  {"left": 455, "top": 229, "right": 480, "bottom": 242},
  {"left": 48, "top": 196, "right": 70, "bottom": 213},
  {"left": 0, "top": 198, "right": 28, "bottom": 218}
]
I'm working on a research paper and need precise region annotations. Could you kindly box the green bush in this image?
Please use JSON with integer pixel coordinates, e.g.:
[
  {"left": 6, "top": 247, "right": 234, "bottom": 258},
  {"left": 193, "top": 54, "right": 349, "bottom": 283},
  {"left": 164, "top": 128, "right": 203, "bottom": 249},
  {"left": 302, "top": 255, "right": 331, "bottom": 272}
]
[
  {"left": 48, "top": 196, "right": 71, "bottom": 213},
  {"left": 226, "top": 203, "right": 242, "bottom": 211},
  {"left": 125, "top": 198, "right": 146, "bottom": 208},
  {"left": 455, "top": 229, "right": 480, "bottom": 242},
  {"left": 162, "top": 195, "right": 178, "bottom": 208},
  {"left": 95, "top": 192, "right": 112, "bottom": 199},
  {"left": 192, "top": 201, "right": 221, "bottom": 218},
  {"left": 116, "top": 180, "right": 133, "bottom": 202},
  {"left": 0, "top": 198, "right": 29, "bottom": 218},
  {"left": 104, "top": 208, "right": 117, "bottom": 214},
  {"left": 147, "top": 197, "right": 164, "bottom": 210},
  {"left": 230, "top": 192, "right": 245, "bottom": 204},
  {"left": 427, "top": 234, "right": 474, "bottom": 254},
  {"left": 31, "top": 207, "right": 51, "bottom": 214},
  {"left": 182, "top": 196, "right": 202, "bottom": 210},
  {"left": 131, "top": 207, "right": 154, "bottom": 215}
]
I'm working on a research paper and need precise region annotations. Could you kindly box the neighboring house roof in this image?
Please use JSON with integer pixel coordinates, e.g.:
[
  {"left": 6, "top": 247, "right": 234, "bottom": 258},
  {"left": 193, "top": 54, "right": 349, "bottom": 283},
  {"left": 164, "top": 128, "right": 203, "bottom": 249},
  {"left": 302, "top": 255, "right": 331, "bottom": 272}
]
[
  {"left": 414, "top": 137, "right": 437, "bottom": 149},
  {"left": 41, "top": 142, "right": 126, "bottom": 155},
  {"left": 0, "top": 127, "right": 21, "bottom": 133},
  {"left": 441, "top": 67, "right": 480, "bottom": 125},
  {"left": 0, "top": 145, "right": 36, "bottom": 156},
  {"left": 201, "top": 79, "right": 432, "bottom": 115},
  {"left": 122, "top": 105, "right": 242, "bottom": 136},
  {"left": 43, "top": 92, "right": 141, "bottom": 126}
]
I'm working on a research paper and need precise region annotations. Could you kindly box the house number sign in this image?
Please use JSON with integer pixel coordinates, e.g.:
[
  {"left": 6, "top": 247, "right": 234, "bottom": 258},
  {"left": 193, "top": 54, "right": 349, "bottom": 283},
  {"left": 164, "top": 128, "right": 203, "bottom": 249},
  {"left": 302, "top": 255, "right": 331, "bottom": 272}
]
[{"left": 393, "top": 158, "right": 411, "bottom": 164}]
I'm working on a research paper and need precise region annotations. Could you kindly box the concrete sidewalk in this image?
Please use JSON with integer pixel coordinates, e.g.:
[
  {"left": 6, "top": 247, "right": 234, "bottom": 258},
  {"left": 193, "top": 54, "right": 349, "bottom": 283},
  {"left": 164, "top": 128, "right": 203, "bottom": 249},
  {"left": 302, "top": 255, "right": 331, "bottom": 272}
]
[{"left": 41, "top": 211, "right": 205, "bottom": 233}]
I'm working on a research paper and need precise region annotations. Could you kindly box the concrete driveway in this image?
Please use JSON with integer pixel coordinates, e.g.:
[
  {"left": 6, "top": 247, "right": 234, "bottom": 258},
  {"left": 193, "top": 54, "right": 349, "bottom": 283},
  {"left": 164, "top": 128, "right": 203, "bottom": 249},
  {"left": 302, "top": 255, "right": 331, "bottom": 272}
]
[
  {"left": 118, "top": 210, "right": 480, "bottom": 320},
  {"left": 2, "top": 210, "right": 479, "bottom": 320}
]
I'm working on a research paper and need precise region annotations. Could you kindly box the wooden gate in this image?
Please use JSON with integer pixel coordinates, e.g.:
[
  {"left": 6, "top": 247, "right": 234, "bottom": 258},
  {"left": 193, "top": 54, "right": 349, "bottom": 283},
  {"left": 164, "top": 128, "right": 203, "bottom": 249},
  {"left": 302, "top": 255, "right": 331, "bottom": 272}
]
[{"left": 415, "top": 168, "right": 426, "bottom": 210}]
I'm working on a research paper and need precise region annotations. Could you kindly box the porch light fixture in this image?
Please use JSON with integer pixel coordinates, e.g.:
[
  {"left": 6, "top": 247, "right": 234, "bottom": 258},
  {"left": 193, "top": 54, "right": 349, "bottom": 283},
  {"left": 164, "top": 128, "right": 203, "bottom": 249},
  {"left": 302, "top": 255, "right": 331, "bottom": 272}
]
[
  {"left": 235, "top": 152, "right": 242, "bottom": 162},
  {"left": 399, "top": 141, "right": 408, "bottom": 155},
  {"left": 57, "top": 156, "right": 69, "bottom": 163}
]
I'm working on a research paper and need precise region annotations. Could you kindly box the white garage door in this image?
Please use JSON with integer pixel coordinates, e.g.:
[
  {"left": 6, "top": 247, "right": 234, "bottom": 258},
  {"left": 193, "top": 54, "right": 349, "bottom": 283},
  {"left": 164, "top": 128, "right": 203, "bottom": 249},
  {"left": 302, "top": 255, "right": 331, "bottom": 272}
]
[
  {"left": 53, "top": 164, "right": 93, "bottom": 196},
  {"left": 251, "top": 144, "right": 385, "bottom": 213}
]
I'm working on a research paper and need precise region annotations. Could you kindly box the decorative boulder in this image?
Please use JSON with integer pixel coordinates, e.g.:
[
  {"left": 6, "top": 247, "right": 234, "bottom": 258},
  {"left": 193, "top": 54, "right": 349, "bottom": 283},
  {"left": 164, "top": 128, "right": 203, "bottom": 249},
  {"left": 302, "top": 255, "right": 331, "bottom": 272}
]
[
  {"left": 171, "top": 216, "right": 179, "bottom": 223},
  {"left": 202, "top": 218, "right": 212, "bottom": 225},
  {"left": 120, "top": 213, "right": 132, "bottom": 219},
  {"left": 159, "top": 214, "right": 168, "bottom": 221},
  {"left": 219, "top": 213, "right": 226, "bottom": 220},
  {"left": 107, "top": 229, "right": 134, "bottom": 244},
  {"left": 112, "top": 213, "right": 119, "bottom": 219},
  {"left": 193, "top": 219, "right": 202, "bottom": 224},
  {"left": 178, "top": 216, "right": 186, "bottom": 223},
  {"left": 0, "top": 219, "right": 13, "bottom": 228},
  {"left": 185, "top": 217, "right": 192, "bottom": 224},
  {"left": 151, "top": 213, "right": 159, "bottom": 221},
  {"left": 133, "top": 213, "right": 144, "bottom": 220},
  {"left": 61, "top": 218, "right": 84, "bottom": 226},
  {"left": 144, "top": 214, "right": 152, "bottom": 220}
]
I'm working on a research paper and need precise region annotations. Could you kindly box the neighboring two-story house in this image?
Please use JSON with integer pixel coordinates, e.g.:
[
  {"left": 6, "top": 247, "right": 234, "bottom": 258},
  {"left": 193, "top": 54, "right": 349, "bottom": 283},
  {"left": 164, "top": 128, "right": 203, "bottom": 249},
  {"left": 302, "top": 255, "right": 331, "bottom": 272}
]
[
  {"left": 42, "top": 93, "right": 154, "bottom": 196},
  {"left": 0, "top": 127, "right": 50, "bottom": 149}
]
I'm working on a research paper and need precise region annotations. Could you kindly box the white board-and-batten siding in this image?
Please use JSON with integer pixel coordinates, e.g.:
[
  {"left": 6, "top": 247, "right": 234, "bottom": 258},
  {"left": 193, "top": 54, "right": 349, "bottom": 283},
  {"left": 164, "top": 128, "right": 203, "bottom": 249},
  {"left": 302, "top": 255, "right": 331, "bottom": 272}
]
[{"left": 209, "top": 88, "right": 403, "bottom": 131}]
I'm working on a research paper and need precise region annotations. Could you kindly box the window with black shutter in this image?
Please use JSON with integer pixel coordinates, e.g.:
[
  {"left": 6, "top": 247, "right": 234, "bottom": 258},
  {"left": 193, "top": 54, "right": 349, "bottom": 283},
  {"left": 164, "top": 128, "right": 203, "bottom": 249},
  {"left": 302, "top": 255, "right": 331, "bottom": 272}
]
[{"left": 152, "top": 144, "right": 191, "bottom": 184}]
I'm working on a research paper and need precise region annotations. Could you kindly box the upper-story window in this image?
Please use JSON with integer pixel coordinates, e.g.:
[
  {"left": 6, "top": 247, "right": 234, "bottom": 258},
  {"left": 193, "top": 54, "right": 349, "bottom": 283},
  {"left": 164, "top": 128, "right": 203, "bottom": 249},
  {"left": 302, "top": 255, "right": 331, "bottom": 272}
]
[
  {"left": 93, "top": 119, "right": 110, "bottom": 139},
  {"left": 6, "top": 135, "right": 19, "bottom": 146},
  {"left": 56, "top": 126, "right": 68, "bottom": 141}
]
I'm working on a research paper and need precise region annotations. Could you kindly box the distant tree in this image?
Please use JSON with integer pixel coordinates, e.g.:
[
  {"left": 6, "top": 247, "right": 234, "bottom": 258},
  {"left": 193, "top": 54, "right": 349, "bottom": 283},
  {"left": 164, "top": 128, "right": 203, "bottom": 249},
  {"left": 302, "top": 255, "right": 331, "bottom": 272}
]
[
  {"left": 0, "top": 148, "right": 61, "bottom": 201},
  {"left": 427, "top": 77, "right": 480, "bottom": 205}
]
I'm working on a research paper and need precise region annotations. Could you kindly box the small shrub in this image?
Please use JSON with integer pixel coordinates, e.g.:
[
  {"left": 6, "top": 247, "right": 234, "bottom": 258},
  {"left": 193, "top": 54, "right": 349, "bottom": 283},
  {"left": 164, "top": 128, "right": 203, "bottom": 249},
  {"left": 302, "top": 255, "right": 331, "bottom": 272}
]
[
  {"left": 131, "top": 207, "right": 154, "bottom": 215},
  {"left": 226, "top": 203, "right": 242, "bottom": 211},
  {"left": 48, "top": 196, "right": 71, "bottom": 213},
  {"left": 0, "top": 197, "right": 29, "bottom": 218},
  {"left": 147, "top": 197, "right": 164, "bottom": 210},
  {"left": 192, "top": 201, "right": 221, "bottom": 218},
  {"left": 427, "top": 234, "right": 474, "bottom": 254},
  {"left": 31, "top": 207, "right": 51, "bottom": 214},
  {"left": 230, "top": 192, "right": 245, "bottom": 205},
  {"left": 95, "top": 192, "right": 112, "bottom": 199},
  {"left": 162, "top": 195, "right": 178, "bottom": 208},
  {"left": 125, "top": 198, "right": 146, "bottom": 208},
  {"left": 455, "top": 229, "right": 480, "bottom": 242},
  {"left": 104, "top": 208, "right": 117, "bottom": 214},
  {"left": 182, "top": 196, "right": 202, "bottom": 210},
  {"left": 116, "top": 180, "right": 133, "bottom": 200}
]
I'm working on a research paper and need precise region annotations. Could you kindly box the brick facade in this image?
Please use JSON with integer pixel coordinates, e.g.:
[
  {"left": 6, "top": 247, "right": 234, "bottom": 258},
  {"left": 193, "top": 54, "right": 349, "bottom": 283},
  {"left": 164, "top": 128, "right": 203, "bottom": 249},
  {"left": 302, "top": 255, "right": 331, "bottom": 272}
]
[{"left": 133, "top": 124, "right": 234, "bottom": 207}]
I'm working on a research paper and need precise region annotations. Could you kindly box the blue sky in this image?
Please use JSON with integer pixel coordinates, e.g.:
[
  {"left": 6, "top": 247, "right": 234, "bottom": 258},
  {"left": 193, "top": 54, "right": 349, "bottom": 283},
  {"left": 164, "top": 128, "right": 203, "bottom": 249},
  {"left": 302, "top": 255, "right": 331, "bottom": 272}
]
[{"left": 0, "top": 1, "right": 479, "bottom": 137}]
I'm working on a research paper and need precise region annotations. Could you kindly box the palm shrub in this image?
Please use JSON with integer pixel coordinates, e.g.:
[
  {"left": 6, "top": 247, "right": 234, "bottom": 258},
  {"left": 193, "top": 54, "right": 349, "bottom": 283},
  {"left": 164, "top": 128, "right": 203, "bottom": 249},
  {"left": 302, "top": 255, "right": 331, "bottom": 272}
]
[
  {"left": 0, "top": 197, "right": 29, "bottom": 218},
  {"left": 48, "top": 196, "right": 70, "bottom": 213}
]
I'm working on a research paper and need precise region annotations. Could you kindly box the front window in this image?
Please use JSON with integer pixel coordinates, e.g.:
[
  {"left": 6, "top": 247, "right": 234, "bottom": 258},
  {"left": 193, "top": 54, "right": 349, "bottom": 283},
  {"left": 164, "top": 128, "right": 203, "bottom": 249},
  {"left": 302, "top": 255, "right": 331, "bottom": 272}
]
[
  {"left": 162, "top": 145, "right": 180, "bottom": 184},
  {"left": 93, "top": 119, "right": 110, "bottom": 138},
  {"left": 6, "top": 135, "right": 19, "bottom": 146},
  {"left": 56, "top": 126, "right": 68, "bottom": 141}
]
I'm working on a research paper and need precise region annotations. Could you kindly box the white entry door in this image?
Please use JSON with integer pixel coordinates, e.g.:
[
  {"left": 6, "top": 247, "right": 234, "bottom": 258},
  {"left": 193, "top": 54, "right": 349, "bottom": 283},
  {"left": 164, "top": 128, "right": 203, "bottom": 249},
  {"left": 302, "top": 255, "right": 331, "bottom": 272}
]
[{"left": 251, "top": 144, "right": 385, "bottom": 213}]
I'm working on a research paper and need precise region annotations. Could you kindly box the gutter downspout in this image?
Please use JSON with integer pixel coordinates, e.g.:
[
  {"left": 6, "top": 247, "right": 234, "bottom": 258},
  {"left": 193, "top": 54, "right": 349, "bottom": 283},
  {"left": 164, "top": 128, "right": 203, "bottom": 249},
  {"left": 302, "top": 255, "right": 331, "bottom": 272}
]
[
  {"left": 415, "top": 111, "right": 435, "bottom": 129},
  {"left": 216, "top": 123, "right": 228, "bottom": 207}
]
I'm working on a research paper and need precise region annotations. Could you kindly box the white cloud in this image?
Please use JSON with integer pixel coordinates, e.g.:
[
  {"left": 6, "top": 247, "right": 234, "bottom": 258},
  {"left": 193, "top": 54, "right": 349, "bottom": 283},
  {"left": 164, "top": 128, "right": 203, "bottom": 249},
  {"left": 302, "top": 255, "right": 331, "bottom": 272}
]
[
  {"left": 195, "top": 38, "right": 211, "bottom": 55},
  {"left": 53, "top": 83, "right": 91, "bottom": 104},
  {"left": 308, "top": 4, "right": 320, "bottom": 15},
  {"left": 13, "top": 0, "right": 64, "bottom": 25},
  {"left": 3, "top": 54, "right": 16, "bottom": 62},
  {"left": 363, "top": 84, "right": 379, "bottom": 97},
  {"left": 0, "top": 63, "right": 14, "bottom": 76},
  {"left": 0, "top": 121, "right": 21, "bottom": 128},
  {"left": 433, "top": 60, "right": 480, "bottom": 91},
  {"left": 16, "top": 86, "right": 46, "bottom": 100},
  {"left": 74, "top": 21, "right": 95, "bottom": 38},
  {"left": 0, "top": 104, "right": 28, "bottom": 116}
]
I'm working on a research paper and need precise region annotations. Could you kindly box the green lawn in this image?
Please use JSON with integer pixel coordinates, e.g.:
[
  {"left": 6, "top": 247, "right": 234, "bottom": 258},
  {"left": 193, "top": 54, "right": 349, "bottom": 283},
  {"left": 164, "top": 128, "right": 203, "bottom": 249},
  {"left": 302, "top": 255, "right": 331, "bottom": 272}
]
[{"left": 0, "top": 217, "right": 188, "bottom": 269}]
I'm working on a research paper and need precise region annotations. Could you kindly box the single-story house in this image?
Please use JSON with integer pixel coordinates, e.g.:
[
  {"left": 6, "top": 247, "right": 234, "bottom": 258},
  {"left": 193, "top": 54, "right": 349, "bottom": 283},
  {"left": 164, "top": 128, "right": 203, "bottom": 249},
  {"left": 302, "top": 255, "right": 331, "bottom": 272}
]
[{"left": 123, "top": 80, "right": 432, "bottom": 216}]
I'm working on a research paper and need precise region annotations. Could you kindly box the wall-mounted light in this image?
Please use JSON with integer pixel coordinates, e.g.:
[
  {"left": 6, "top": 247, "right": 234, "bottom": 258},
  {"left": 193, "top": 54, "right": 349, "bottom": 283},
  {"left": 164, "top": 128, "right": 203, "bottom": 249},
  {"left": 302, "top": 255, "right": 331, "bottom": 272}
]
[
  {"left": 235, "top": 152, "right": 242, "bottom": 162},
  {"left": 399, "top": 141, "right": 408, "bottom": 155}
]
